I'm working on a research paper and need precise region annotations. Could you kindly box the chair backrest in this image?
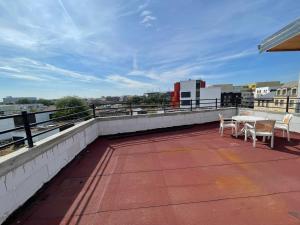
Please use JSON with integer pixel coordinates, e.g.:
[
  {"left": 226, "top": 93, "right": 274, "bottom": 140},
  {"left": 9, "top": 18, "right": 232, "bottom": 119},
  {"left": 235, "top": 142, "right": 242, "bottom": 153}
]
[
  {"left": 219, "top": 114, "right": 224, "bottom": 123},
  {"left": 239, "top": 111, "right": 253, "bottom": 116},
  {"left": 255, "top": 120, "right": 275, "bottom": 133},
  {"left": 282, "top": 114, "right": 293, "bottom": 125}
]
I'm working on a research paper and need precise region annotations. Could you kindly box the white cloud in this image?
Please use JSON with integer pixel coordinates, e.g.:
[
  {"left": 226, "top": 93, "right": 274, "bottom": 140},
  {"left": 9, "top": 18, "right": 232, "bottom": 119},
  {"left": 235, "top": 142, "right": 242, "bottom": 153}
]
[
  {"left": 140, "top": 10, "right": 151, "bottom": 17},
  {"left": 106, "top": 74, "right": 155, "bottom": 88},
  {"left": 7, "top": 74, "right": 46, "bottom": 81},
  {"left": 127, "top": 49, "right": 255, "bottom": 84},
  {"left": 0, "top": 57, "right": 102, "bottom": 82},
  {"left": 141, "top": 15, "right": 156, "bottom": 24},
  {"left": 138, "top": 2, "right": 157, "bottom": 28}
]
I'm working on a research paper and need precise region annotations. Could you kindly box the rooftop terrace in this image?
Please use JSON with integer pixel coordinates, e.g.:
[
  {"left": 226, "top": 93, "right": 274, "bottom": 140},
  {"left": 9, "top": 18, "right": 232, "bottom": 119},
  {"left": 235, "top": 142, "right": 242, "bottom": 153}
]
[{"left": 4, "top": 122, "right": 300, "bottom": 225}]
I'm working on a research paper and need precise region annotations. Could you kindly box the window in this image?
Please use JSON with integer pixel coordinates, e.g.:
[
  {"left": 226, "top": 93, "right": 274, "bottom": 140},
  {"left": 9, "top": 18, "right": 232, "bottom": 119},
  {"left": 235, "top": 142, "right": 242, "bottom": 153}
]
[
  {"left": 181, "top": 92, "right": 191, "bottom": 98},
  {"left": 292, "top": 88, "right": 297, "bottom": 96},
  {"left": 196, "top": 91, "right": 200, "bottom": 98},
  {"left": 280, "top": 100, "right": 284, "bottom": 107},
  {"left": 275, "top": 100, "right": 279, "bottom": 106},
  {"left": 261, "top": 101, "right": 265, "bottom": 107},
  {"left": 257, "top": 101, "right": 261, "bottom": 106},
  {"left": 181, "top": 100, "right": 191, "bottom": 106},
  {"left": 276, "top": 90, "right": 281, "bottom": 96},
  {"left": 282, "top": 89, "right": 287, "bottom": 96},
  {"left": 290, "top": 100, "right": 294, "bottom": 108}
]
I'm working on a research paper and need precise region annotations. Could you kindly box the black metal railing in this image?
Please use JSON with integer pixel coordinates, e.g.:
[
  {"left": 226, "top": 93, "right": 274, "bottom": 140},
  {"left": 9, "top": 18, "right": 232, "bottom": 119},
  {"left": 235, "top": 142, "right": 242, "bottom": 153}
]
[
  {"left": 242, "top": 96, "right": 300, "bottom": 113},
  {"left": 1, "top": 99, "right": 225, "bottom": 151},
  {"left": 94, "top": 98, "right": 223, "bottom": 117},
  {"left": 1, "top": 96, "right": 299, "bottom": 152},
  {"left": 0, "top": 105, "right": 95, "bottom": 151}
]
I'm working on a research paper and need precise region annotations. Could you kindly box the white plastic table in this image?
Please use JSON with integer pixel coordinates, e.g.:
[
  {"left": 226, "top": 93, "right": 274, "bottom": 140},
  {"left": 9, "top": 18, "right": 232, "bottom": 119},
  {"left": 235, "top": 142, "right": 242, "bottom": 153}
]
[
  {"left": 232, "top": 115, "right": 266, "bottom": 136},
  {"left": 232, "top": 115, "right": 266, "bottom": 123}
]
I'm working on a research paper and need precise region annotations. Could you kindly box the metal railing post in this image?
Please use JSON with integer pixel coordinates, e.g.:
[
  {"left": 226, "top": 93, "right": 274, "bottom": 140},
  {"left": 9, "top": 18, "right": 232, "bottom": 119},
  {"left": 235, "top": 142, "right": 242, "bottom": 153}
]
[
  {"left": 190, "top": 100, "right": 193, "bottom": 111},
  {"left": 286, "top": 96, "right": 290, "bottom": 113},
  {"left": 92, "top": 104, "right": 96, "bottom": 118},
  {"left": 22, "top": 111, "right": 33, "bottom": 148},
  {"left": 215, "top": 98, "right": 218, "bottom": 109}
]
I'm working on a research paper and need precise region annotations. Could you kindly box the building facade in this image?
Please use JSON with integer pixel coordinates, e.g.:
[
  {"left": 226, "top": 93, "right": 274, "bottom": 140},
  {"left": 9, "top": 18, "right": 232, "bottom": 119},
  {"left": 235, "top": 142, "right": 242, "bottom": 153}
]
[
  {"left": 170, "top": 79, "right": 222, "bottom": 109},
  {"left": 221, "top": 92, "right": 241, "bottom": 107},
  {"left": 253, "top": 81, "right": 299, "bottom": 113},
  {"left": 273, "top": 81, "right": 299, "bottom": 113}
]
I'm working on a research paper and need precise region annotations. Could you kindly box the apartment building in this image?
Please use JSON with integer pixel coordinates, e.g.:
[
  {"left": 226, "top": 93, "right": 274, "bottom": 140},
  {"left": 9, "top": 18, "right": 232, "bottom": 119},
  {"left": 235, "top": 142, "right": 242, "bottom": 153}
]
[
  {"left": 211, "top": 84, "right": 253, "bottom": 108},
  {"left": 254, "top": 86, "right": 281, "bottom": 98},
  {"left": 254, "top": 91, "right": 276, "bottom": 111},
  {"left": 254, "top": 81, "right": 299, "bottom": 113},
  {"left": 273, "top": 81, "right": 299, "bottom": 113},
  {"left": 171, "top": 79, "right": 221, "bottom": 108}
]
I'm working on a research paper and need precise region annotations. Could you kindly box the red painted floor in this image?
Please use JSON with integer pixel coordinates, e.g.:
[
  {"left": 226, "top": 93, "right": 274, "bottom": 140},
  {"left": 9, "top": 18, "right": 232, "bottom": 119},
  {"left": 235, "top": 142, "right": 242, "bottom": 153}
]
[{"left": 6, "top": 123, "right": 300, "bottom": 225}]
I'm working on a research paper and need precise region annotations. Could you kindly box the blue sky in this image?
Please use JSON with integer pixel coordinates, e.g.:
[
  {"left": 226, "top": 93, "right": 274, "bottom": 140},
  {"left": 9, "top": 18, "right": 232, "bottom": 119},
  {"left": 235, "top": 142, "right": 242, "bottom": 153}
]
[{"left": 0, "top": 0, "right": 300, "bottom": 99}]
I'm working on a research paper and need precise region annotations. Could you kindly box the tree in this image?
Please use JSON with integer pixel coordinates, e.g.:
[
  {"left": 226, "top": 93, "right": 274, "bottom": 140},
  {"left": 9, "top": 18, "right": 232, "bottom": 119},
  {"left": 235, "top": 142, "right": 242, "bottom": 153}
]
[
  {"left": 16, "top": 98, "right": 35, "bottom": 104},
  {"left": 37, "top": 98, "right": 54, "bottom": 106},
  {"left": 53, "top": 96, "right": 90, "bottom": 121}
]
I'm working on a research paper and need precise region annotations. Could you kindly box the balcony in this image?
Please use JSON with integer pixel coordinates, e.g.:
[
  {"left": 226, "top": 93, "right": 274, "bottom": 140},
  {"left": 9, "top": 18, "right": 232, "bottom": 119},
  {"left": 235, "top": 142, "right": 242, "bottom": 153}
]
[{"left": 1, "top": 107, "right": 300, "bottom": 224}]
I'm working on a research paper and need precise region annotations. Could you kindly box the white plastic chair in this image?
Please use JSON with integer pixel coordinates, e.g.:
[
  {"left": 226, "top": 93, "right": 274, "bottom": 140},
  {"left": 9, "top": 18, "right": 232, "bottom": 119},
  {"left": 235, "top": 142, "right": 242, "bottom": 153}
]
[
  {"left": 219, "top": 114, "right": 237, "bottom": 137},
  {"left": 275, "top": 114, "right": 293, "bottom": 141},
  {"left": 244, "top": 120, "right": 276, "bottom": 148}
]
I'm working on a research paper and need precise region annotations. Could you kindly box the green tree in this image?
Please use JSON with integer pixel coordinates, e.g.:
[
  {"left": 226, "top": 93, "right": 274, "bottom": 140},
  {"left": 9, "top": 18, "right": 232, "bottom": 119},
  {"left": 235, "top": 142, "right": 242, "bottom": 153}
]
[
  {"left": 37, "top": 98, "right": 54, "bottom": 106},
  {"left": 16, "top": 98, "right": 35, "bottom": 104},
  {"left": 128, "top": 96, "right": 145, "bottom": 105},
  {"left": 53, "top": 96, "right": 90, "bottom": 121}
]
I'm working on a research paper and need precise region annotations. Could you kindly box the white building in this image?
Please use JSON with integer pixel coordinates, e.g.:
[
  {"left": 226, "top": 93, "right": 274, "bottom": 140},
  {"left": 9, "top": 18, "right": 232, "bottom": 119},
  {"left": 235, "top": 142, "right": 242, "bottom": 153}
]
[
  {"left": 178, "top": 80, "right": 221, "bottom": 108},
  {"left": 199, "top": 87, "right": 221, "bottom": 108},
  {"left": 254, "top": 86, "right": 281, "bottom": 98}
]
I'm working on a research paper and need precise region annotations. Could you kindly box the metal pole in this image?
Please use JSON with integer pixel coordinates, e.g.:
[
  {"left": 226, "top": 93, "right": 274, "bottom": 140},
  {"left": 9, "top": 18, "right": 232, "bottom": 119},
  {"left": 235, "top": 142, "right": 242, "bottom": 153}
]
[
  {"left": 190, "top": 100, "right": 193, "bottom": 111},
  {"left": 22, "top": 111, "right": 33, "bottom": 148},
  {"left": 215, "top": 98, "right": 218, "bottom": 109},
  {"left": 286, "top": 96, "right": 290, "bottom": 113},
  {"left": 92, "top": 104, "right": 96, "bottom": 118}
]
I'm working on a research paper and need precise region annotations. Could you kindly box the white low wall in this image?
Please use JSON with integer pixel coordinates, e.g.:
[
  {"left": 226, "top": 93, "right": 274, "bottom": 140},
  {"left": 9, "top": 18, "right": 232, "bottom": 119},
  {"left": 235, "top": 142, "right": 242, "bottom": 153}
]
[
  {"left": 98, "top": 108, "right": 236, "bottom": 135},
  {"left": 0, "top": 108, "right": 236, "bottom": 224},
  {"left": 0, "top": 119, "right": 99, "bottom": 224},
  {"left": 239, "top": 108, "right": 300, "bottom": 133}
]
